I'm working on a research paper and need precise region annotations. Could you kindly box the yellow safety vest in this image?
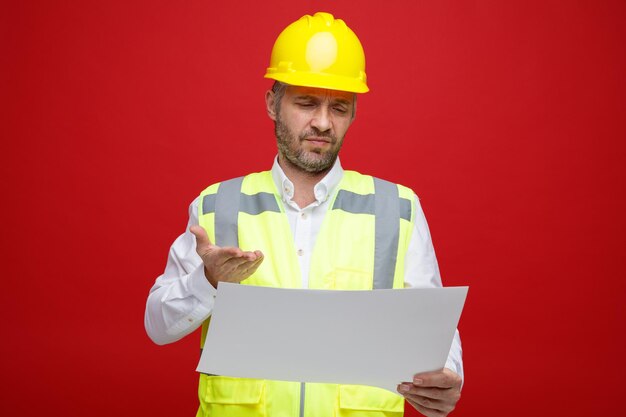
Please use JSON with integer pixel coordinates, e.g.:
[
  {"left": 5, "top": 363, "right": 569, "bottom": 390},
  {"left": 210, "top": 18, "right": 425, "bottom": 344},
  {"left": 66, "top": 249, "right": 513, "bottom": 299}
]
[{"left": 196, "top": 170, "right": 416, "bottom": 417}]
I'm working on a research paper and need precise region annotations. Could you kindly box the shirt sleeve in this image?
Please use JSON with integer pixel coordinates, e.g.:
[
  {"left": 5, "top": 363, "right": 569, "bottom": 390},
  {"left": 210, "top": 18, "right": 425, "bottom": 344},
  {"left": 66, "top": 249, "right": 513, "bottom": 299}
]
[
  {"left": 404, "top": 195, "right": 464, "bottom": 384},
  {"left": 144, "top": 197, "right": 217, "bottom": 345}
]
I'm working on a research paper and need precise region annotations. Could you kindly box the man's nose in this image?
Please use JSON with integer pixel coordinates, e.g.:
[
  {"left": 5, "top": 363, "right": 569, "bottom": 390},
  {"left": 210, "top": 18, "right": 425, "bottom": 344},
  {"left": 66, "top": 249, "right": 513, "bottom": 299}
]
[{"left": 310, "top": 106, "right": 331, "bottom": 132}]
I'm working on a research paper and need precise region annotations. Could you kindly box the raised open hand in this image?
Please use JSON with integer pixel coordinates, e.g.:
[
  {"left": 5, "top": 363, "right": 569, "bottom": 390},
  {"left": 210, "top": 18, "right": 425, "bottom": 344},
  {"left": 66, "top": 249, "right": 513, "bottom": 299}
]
[{"left": 190, "top": 225, "right": 264, "bottom": 288}]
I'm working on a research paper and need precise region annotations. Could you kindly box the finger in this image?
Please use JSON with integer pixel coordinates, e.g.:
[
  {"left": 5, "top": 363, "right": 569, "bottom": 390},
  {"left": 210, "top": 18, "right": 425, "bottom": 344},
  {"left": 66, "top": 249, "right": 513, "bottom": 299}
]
[
  {"left": 231, "top": 255, "right": 264, "bottom": 275},
  {"left": 247, "top": 251, "right": 264, "bottom": 263},
  {"left": 398, "top": 383, "right": 458, "bottom": 413},
  {"left": 232, "top": 249, "right": 264, "bottom": 262},
  {"left": 242, "top": 254, "right": 264, "bottom": 274},
  {"left": 222, "top": 255, "right": 253, "bottom": 269},
  {"left": 214, "top": 247, "right": 247, "bottom": 265},
  {"left": 405, "top": 393, "right": 455, "bottom": 414},
  {"left": 413, "top": 369, "right": 461, "bottom": 389},
  {"left": 212, "top": 247, "right": 261, "bottom": 266},
  {"left": 190, "top": 225, "right": 212, "bottom": 247},
  {"left": 229, "top": 255, "right": 264, "bottom": 283},
  {"left": 240, "top": 250, "right": 261, "bottom": 262},
  {"left": 405, "top": 397, "right": 447, "bottom": 417},
  {"left": 398, "top": 384, "right": 451, "bottom": 401},
  {"left": 220, "top": 249, "right": 264, "bottom": 271}
]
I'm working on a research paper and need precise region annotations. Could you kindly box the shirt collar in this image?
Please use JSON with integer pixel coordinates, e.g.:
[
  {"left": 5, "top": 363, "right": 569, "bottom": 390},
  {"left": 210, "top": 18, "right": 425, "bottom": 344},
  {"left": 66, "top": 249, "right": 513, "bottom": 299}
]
[{"left": 271, "top": 156, "right": 344, "bottom": 206}]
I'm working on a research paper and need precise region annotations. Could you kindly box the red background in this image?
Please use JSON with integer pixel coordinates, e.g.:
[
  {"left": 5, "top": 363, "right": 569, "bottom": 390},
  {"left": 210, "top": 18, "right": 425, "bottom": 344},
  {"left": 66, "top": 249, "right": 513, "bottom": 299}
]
[{"left": 2, "top": 1, "right": 625, "bottom": 416}]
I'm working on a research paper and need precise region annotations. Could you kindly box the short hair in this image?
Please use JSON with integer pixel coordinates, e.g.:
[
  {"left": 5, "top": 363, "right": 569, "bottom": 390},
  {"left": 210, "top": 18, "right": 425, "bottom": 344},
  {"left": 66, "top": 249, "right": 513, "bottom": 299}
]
[
  {"left": 271, "top": 81, "right": 288, "bottom": 114},
  {"left": 271, "top": 81, "right": 357, "bottom": 120}
]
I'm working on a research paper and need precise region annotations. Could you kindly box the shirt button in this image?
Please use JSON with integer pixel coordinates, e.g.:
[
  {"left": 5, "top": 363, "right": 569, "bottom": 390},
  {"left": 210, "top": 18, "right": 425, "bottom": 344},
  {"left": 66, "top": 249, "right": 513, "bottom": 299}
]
[
  {"left": 297, "top": 249, "right": 304, "bottom": 256},
  {"left": 301, "top": 212, "right": 307, "bottom": 220}
]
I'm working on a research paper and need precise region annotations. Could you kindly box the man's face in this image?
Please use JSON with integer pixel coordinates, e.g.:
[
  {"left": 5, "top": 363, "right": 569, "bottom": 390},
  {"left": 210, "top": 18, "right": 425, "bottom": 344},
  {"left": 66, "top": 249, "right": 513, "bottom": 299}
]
[{"left": 267, "top": 85, "right": 355, "bottom": 173}]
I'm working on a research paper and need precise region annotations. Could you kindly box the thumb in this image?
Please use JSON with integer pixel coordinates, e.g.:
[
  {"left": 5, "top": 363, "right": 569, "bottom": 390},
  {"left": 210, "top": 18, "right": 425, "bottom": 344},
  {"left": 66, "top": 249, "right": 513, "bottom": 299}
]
[{"left": 190, "top": 225, "right": 213, "bottom": 247}]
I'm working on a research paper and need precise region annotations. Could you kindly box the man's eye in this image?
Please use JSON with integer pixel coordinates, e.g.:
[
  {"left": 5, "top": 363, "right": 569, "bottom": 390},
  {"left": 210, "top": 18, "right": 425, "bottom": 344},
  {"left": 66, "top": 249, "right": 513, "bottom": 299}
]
[
  {"left": 297, "top": 103, "right": 315, "bottom": 107},
  {"left": 333, "top": 107, "right": 348, "bottom": 114}
]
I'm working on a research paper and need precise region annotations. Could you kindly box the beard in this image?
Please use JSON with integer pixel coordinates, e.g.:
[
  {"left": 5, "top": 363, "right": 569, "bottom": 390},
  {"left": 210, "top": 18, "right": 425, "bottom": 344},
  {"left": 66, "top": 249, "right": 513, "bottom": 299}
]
[{"left": 274, "top": 114, "right": 344, "bottom": 173}]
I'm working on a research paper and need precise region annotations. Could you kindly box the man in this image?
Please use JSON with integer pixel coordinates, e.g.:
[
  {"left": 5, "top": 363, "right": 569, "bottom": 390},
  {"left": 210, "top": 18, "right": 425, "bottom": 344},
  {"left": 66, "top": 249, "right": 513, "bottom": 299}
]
[{"left": 145, "top": 12, "right": 463, "bottom": 417}]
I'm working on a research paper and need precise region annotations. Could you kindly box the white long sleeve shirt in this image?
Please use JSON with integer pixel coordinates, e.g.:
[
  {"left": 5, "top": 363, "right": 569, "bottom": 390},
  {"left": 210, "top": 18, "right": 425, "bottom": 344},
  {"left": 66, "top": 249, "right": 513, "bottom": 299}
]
[{"left": 145, "top": 157, "right": 463, "bottom": 381}]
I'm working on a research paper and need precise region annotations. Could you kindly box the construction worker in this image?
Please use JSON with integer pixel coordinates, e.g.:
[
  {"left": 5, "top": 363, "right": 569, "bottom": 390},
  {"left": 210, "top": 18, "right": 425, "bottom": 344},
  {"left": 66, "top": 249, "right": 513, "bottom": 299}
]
[{"left": 145, "top": 12, "right": 463, "bottom": 417}]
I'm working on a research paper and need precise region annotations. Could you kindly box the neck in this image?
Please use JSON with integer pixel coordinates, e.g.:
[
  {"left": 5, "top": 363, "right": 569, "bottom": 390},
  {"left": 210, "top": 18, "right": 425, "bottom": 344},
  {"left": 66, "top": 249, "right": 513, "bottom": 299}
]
[{"left": 278, "top": 155, "right": 332, "bottom": 208}]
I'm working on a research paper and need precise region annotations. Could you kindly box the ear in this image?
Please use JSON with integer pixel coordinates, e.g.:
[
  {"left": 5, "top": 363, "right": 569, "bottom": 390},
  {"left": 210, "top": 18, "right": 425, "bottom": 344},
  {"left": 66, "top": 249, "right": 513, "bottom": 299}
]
[{"left": 265, "top": 90, "right": 277, "bottom": 121}]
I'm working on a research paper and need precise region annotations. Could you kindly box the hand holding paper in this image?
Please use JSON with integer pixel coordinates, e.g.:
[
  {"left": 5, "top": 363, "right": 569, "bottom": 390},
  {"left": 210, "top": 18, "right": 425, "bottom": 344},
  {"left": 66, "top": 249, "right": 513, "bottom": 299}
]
[{"left": 398, "top": 368, "right": 463, "bottom": 416}]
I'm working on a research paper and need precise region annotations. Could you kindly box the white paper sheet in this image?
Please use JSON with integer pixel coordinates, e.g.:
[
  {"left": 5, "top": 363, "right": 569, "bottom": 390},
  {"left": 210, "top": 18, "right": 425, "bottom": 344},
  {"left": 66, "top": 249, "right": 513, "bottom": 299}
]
[{"left": 197, "top": 282, "right": 468, "bottom": 392}]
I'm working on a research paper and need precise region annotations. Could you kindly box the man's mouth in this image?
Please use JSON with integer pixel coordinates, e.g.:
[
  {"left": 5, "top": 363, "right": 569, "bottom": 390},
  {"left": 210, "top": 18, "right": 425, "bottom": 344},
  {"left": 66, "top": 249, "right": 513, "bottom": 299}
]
[{"left": 304, "top": 137, "right": 331, "bottom": 146}]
